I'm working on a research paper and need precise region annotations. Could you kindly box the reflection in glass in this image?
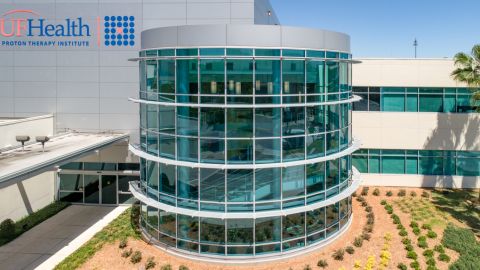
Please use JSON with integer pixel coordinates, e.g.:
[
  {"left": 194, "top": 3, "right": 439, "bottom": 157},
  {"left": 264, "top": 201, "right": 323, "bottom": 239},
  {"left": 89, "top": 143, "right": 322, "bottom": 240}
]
[
  {"left": 283, "top": 107, "right": 305, "bottom": 135},
  {"left": 200, "top": 108, "right": 224, "bottom": 138},
  {"left": 200, "top": 59, "right": 225, "bottom": 94},
  {"left": 255, "top": 108, "right": 281, "bottom": 137},
  {"left": 176, "top": 59, "right": 198, "bottom": 95},
  {"left": 200, "top": 169, "right": 225, "bottom": 202},
  {"left": 227, "top": 59, "right": 253, "bottom": 95},
  {"left": 255, "top": 60, "right": 281, "bottom": 95},
  {"left": 282, "top": 60, "right": 304, "bottom": 94},
  {"left": 227, "top": 108, "right": 253, "bottom": 137},
  {"left": 177, "top": 166, "right": 198, "bottom": 200},
  {"left": 282, "top": 165, "right": 305, "bottom": 198},
  {"left": 227, "top": 170, "right": 253, "bottom": 202},
  {"left": 201, "top": 217, "right": 225, "bottom": 244},
  {"left": 255, "top": 217, "right": 281, "bottom": 243},
  {"left": 255, "top": 168, "right": 281, "bottom": 201},
  {"left": 177, "top": 214, "right": 198, "bottom": 241},
  {"left": 227, "top": 219, "right": 253, "bottom": 244},
  {"left": 283, "top": 213, "right": 305, "bottom": 240},
  {"left": 227, "top": 139, "right": 253, "bottom": 164}
]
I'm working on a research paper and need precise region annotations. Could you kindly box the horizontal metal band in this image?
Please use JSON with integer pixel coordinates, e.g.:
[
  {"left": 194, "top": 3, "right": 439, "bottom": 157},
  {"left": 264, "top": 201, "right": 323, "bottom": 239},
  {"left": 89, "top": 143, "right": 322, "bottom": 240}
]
[
  {"left": 129, "top": 138, "right": 360, "bottom": 169},
  {"left": 128, "top": 168, "right": 360, "bottom": 219},
  {"left": 129, "top": 95, "right": 361, "bottom": 108}
]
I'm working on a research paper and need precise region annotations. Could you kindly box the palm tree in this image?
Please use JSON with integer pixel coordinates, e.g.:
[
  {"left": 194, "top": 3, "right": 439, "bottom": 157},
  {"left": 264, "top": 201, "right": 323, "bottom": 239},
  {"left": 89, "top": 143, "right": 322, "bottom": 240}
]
[
  {"left": 451, "top": 45, "right": 480, "bottom": 205},
  {"left": 451, "top": 44, "right": 480, "bottom": 112}
]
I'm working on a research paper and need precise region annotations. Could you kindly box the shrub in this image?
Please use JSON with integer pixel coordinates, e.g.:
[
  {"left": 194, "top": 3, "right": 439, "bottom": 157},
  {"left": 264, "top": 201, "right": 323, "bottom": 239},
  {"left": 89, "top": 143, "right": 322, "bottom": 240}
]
[
  {"left": 332, "top": 248, "right": 345, "bottom": 261},
  {"left": 412, "top": 227, "right": 421, "bottom": 235},
  {"left": 145, "top": 257, "right": 156, "bottom": 270},
  {"left": 433, "top": 244, "right": 445, "bottom": 253},
  {"left": 372, "top": 188, "right": 380, "bottom": 196},
  {"left": 402, "top": 237, "right": 411, "bottom": 245},
  {"left": 410, "top": 191, "right": 417, "bottom": 197},
  {"left": 407, "top": 251, "right": 418, "bottom": 260},
  {"left": 361, "top": 187, "right": 369, "bottom": 196},
  {"left": 399, "top": 229, "right": 408, "bottom": 236},
  {"left": 386, "top": 191, "right": 393, "bottom": 197},
  {"left": 438, "top": 253, "right": 450, "bottom": 262},
  {"left": 0, "top": 219, "right": 15, "bottom": 238},
  {"left": 405, "top": 244, "right": 414, "bottom": 251},
  {"left": 365, "top": 206, "right": 372, "bottom": 212},
  {"left": 361, "top": 201, "right": 368, "bottom": 207},
  {"left": 363, "top": 224, "right": 373, "bottom": 233},
  {"left": 426, "top": 266, "right": 439, "bottom": 270},
  {"left": 366, "top": 212, "right": 375, "bottom": 219},
  {"left": 317, "top": 259, "right": 328, "bottom": 268},
  {"left": 356, "top": 196, "right": 365, "bottom": 202},
  {"left": 130, "top": 250, "right": 142, "bottom": 264},
  {"left": 418, "top": 240, "right": 428, "bottom": 249},
  {"left": 410, "top": 221, "right": 419, "bottom": 228},
  {"left": 421, "top": 191, "right": 430, "bottom": 198},
  {"left": 397, "top": 224, "right": 405, "bottom": 230},
  {"left": 160, "top": 264, "right": 173, "bottom": 270},
  {"left": 417, "top": 235, "right": 427, "bottom": 242},
  {"left": 397, "top": 189, "right": 406, "bottom": 197},
  {"left": 397, "top": 263, "right": 408, "bottom": 270},
  {"left": 427, "top": 230, "right": 437, "bottom": 238},
  {"left": 118, "top": 239, "right": 127, "bottom": 249},
  {"left": 426, "top": 257, "right": 436, "bottom": 266},
  {"left": 303, "top": 264, "right": 312, "bottom": 270},
  {"left": 361, "top": 232, "right": 371, "bottom": 241},
  {"left": 421, "top": 223, "right": 432, "bottom": 230},
  {"left": 179, "top": 266, "right": 189, "bottom": 270},
  {"left": 352, "top": 191, "right": 357, "bottom": 197},
  {"left": 121, "top": 248, "right": 132, "bottom": 258},
  {"left": 423, "top": 249, "right": 434, "bottom": 257},
  {"left": 366, "top": 216, "right": 375, "bottom": 225},
  {"left": 380, "top": 199, "right": 387, "bottom": 205},
  {"left": 345, "top": 246, "right": 355, "bottom": 254},
  {"left": 410, "top": 261, "right": 420, "bottom": 269},
  {"left": 353, "top": 236, "right": 363, "bottom": 247}
]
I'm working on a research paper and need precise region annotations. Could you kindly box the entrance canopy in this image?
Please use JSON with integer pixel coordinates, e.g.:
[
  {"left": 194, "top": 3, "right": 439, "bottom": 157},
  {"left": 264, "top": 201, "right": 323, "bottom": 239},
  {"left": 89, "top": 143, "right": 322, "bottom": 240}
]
[{"left": 0, "top": 132, "right": 129, "bottom": 188}]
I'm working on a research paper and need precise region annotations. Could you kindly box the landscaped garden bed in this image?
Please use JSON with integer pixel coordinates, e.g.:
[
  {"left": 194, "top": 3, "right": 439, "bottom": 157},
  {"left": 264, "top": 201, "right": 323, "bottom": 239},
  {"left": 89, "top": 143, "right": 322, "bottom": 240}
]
[{"left": 58, "top": 188, "right": 480, "bottom": 270}]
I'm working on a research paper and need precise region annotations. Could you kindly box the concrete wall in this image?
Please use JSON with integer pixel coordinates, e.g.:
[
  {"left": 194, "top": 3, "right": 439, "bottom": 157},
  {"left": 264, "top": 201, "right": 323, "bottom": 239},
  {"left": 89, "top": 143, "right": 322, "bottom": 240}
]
[
  {"left": 0, "top": 172, "right": 55, "bottom": 222},
  {"left": 352, "top": 58, "right": 467, "bottom": 87},
  {"left": 76, "top": 140, "right": 138, "bottom": 164},
  {"left": 361, "top": 174, "right": 479, "bottom": 189},
  {"left": 353, "top": 112, "right": 480, "bottom": 151},
  {"left": 0, "top": 115, "right": 54, "bottom": 149},
  {"left": 0, "top": 0, "right": 278, "bottom": 142}
]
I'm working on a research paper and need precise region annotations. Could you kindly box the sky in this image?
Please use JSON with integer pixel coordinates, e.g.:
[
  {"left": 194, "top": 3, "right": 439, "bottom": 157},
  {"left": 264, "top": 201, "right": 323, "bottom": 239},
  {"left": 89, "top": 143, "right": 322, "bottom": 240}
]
[{"left": 270, "top": 0, "right": 480, "bottom": 58}]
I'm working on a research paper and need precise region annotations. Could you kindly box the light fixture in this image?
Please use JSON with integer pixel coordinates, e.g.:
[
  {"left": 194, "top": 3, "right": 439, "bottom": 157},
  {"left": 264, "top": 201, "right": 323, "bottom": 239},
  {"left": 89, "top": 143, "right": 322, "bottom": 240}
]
[
  {"left": 211, "top": 81, "right": 217, "bottom": 94},
  {"left": 255, "top": 80, "right": 261, "bottom": 91},
  {"left": 268, "top": 82, "right": 273, "bottom": 94},
  {"left": 235, "top": 82, "right": 242, "bottom": 95},
  {"left": 284, "top": 81, "right": 290, "bottom": 93},
  {"left": 228, "top": 80, "right": 235, "bottom": 92}
]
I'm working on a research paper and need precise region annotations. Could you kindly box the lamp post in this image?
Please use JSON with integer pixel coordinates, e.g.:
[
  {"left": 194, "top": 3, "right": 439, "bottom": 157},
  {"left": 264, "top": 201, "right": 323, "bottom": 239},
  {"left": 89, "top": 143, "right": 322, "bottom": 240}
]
[{"left": 413, "top": 38, "right": 418, "bottom": 58}]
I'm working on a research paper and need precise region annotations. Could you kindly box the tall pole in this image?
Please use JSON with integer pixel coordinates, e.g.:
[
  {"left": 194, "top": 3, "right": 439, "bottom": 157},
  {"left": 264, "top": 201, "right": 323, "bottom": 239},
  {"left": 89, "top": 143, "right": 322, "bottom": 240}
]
[{"left": 413, "top": 38, "right": 418, "bottom": 58}]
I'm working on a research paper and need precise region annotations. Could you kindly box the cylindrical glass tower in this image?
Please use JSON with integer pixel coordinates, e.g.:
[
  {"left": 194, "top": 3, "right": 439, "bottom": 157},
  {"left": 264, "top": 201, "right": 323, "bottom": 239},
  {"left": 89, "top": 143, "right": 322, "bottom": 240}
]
[{"left": 129, "top": 24, "right": 360, "bottom": 261}]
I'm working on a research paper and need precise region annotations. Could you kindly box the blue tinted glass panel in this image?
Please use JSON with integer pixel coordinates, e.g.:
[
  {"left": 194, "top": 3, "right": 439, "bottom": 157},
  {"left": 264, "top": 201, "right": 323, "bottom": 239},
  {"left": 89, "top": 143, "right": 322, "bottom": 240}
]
[
  {"left": 227, "top": 169, "right": 253, "bottom": 202},
  {"left": 255, "top": 168, "right": 281, "bottom": 201},
  {"left": 282, "top": 165, "right": 305, "bottom": 198}
]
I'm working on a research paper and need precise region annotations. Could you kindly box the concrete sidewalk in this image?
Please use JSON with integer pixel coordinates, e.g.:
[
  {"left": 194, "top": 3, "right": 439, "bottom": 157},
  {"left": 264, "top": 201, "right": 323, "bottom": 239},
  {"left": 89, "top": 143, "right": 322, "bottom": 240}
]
[{"left": 0, "top": 205, "right": 128, "bottom": 270}]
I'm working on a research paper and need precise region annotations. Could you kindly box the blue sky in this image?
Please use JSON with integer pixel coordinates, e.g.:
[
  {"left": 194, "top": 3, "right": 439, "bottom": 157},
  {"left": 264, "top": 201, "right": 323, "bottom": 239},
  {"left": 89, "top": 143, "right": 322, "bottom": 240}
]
[{"left": 270, "top": 0, "right": 480, "bottom": 58}]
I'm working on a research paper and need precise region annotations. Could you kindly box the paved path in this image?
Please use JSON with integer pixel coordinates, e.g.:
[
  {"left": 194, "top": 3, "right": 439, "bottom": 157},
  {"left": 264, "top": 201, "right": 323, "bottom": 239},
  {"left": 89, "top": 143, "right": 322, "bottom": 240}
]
[{"left": 0, "top": 205, "right": 128, "bottom": 270}]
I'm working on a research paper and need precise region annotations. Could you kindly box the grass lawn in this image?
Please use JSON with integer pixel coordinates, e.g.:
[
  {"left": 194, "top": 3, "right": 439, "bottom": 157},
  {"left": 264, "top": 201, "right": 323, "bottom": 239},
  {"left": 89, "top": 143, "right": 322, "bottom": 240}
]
[
  {"left": 430, "top": 189, "right": 480, "bottom": 235},
  {"left": 54, "top": 205, "right": 140, "bottom": 270},
  {"left": 0, "top": 201, "right": 70, "bottom": 247}
]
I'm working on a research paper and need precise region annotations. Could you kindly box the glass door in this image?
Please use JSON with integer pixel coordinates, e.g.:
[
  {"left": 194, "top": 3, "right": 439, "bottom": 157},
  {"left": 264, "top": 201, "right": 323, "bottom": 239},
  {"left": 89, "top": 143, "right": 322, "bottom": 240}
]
[
  {"left": 101, "top": 175, "right": 117, "bottom": 204},
  {"left": 84, "top": 175, "right": 100, "bottom": 204}
]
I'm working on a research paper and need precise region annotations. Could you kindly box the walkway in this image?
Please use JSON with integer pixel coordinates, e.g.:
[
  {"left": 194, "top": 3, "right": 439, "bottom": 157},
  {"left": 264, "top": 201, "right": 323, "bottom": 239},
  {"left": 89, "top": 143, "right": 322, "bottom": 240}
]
[{"left": 0, "top": 205, "right": 128, "bottom": 270}]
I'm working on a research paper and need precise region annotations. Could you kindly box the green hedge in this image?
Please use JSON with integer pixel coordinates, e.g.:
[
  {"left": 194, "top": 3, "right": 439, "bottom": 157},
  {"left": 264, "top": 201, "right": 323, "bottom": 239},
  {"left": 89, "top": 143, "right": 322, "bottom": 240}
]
[
  {"left": 442, "top": 224, "right": 480, "bottom": 270},
  {"left": 0, "top": 201, "right": 70, "bottom": 246}
]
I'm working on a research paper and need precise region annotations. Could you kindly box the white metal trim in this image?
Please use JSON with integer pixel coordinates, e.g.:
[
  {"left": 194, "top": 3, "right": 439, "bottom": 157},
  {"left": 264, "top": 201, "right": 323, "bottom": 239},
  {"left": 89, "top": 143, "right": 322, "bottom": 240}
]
[
  {"left": 129, "top": 95, "right": 361, "bottom": 109},
  {"left": 128, "top": 168, "right": 360, "bottom": 219},
  {"left": 129, "top": 138, "right": 361, "bottom": 170}
]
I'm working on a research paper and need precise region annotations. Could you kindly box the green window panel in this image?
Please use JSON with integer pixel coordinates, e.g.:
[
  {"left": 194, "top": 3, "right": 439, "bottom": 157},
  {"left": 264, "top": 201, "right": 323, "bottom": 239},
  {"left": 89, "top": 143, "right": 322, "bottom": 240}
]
[
  {"left": 176, "top": 106, "right": 198, "bottom": 136},
  {"left": 177, "top": 48, "right": 198, "bottom": 56},
  {"left": 325, "top": 61, "right": 339, "bottom": 93},
  {"left": 306, "top": 162, "right": 325, "bottom": 194},
  {"left": 200, "top": 169, "right": 225, "bottom": 203},
  {"left": 307, "top": 105, "right": 325, "bottom": 134},
  {"left": 177, "top": 166, "right": 198, "bottom": 200},
  {"left": 176, "top": 59, "right": 198, "bottom": 95},
  {"left": 200, "top": 107, "right": 225, "bottom": 138},
  {"left": 282, "top": 165, "right": 305, "bottom": 198},
  {"left": 255, "top": 60, "right": 281, "bottom": 95},
  {"left": 255, "top": 168, "right": 281, "bottom": 201},
  {"left": 158, "top": 106, "right": 175, "bottom": 134},
  {"left": 226, "top": 169, "right": 253, "bottom": 202},
  {"left": 200, "top": 139, "right": 225, "bottom": 164},
  {"left": 200, "top": 59, "right": 225, "bottom": 95},
  {"left": 159, "top": 163, "right": 175, "bottom": 196},
  {"left": 306, "top": 134, "right": 325, "bottom": 159},
  {"left": 306, "top": 60, "right": 325, "bottom": 94},
  {"left": 381, "top": 156, "right": 405, "bottom": 174},
  {"left": 282, "top": 136, "right": 305, "bottom": 161},
  {"left": 255, "top": 139, "right": 281, "bottom": 163},
  {"left": 381, "top": 93, "right": 405, "bottom": 112},
  {"left": 255, "top": 108, "right": 281, "bottom": 137},
  {"left": 443, "top": 94, "right": 456, "bottom": 113},
  {"left": 406, "top": 157, "right": 418, "bottom": 174},
  {"left": 226, "top": 59, "right": 253, "bottom": 95},
  {"left": 146, "top": 60, "right": 157, "bottom": 92},
  {"left": 255, "top": 217, "right": 281, "bottom": 244},
  {"left": 352, "top": 155, "right": 368, "bottom": 173},
  {"left": 282, "top": 213, "right": 305, "bottom": 240},
  {"left": 282, "top": 60, "right": 305, "bottom": 94},
  {"left": 419, "top": 94, "right": 443, "bottom": 112},
  {"left": 227, "top": 139, "right": 253, "bottom": 164},
  {"left": 306, "top": 207, "right": 325, "bottom": 234},
  {"left": 159, "top": 60, "right": 175, "bottom": 94},
  {"left": 200, "top": 217, "right": 225, "bottom": 244},
  {"left": 368, "top": 156, "right": 380, "bottom": 173},
  {"left": 200, "top": 48, "right": 225, "bottom": 56},
  {"left": 226, "top": 48, "right": 253, "bottom": 56},
  {"left": 177, "top": 214, "right": 198, "bottom": 242},
  {"left": 177, "top": 137, "right": 198, "bottom": 162},
  {"left": 227, "top": 108, "right": 253, "bottom": 137},
  {"left": 255, "top": 49, "right": 280, "bottom": 57},
  {"left": 283, "top": 49, "right": 305, "bottom": 57},
  {"left": 159, "top": 210, "right": 176, "bottom": 237},
  {"left": 227, "top": 219, "right": 253, "bottom": 245}
]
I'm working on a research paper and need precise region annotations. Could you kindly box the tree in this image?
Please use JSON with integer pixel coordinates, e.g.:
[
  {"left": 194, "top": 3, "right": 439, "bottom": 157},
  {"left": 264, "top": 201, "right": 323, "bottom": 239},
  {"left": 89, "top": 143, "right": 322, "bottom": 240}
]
[{"left": 451, "top": 44, "right": 480, "bottom": 112}]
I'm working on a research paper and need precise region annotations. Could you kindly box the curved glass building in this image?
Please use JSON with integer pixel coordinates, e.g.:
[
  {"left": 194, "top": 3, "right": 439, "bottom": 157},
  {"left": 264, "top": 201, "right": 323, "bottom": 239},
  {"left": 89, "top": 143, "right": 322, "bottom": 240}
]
[{"left": 129, "top": 24, "right": 361, "bottom": 260}]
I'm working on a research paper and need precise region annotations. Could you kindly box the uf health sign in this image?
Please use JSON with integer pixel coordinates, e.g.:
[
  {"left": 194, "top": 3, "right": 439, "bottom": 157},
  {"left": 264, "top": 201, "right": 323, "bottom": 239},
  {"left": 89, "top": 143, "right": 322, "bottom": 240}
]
[{"left": 0, "top": 9, "right": 135, "bottom": 48}]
